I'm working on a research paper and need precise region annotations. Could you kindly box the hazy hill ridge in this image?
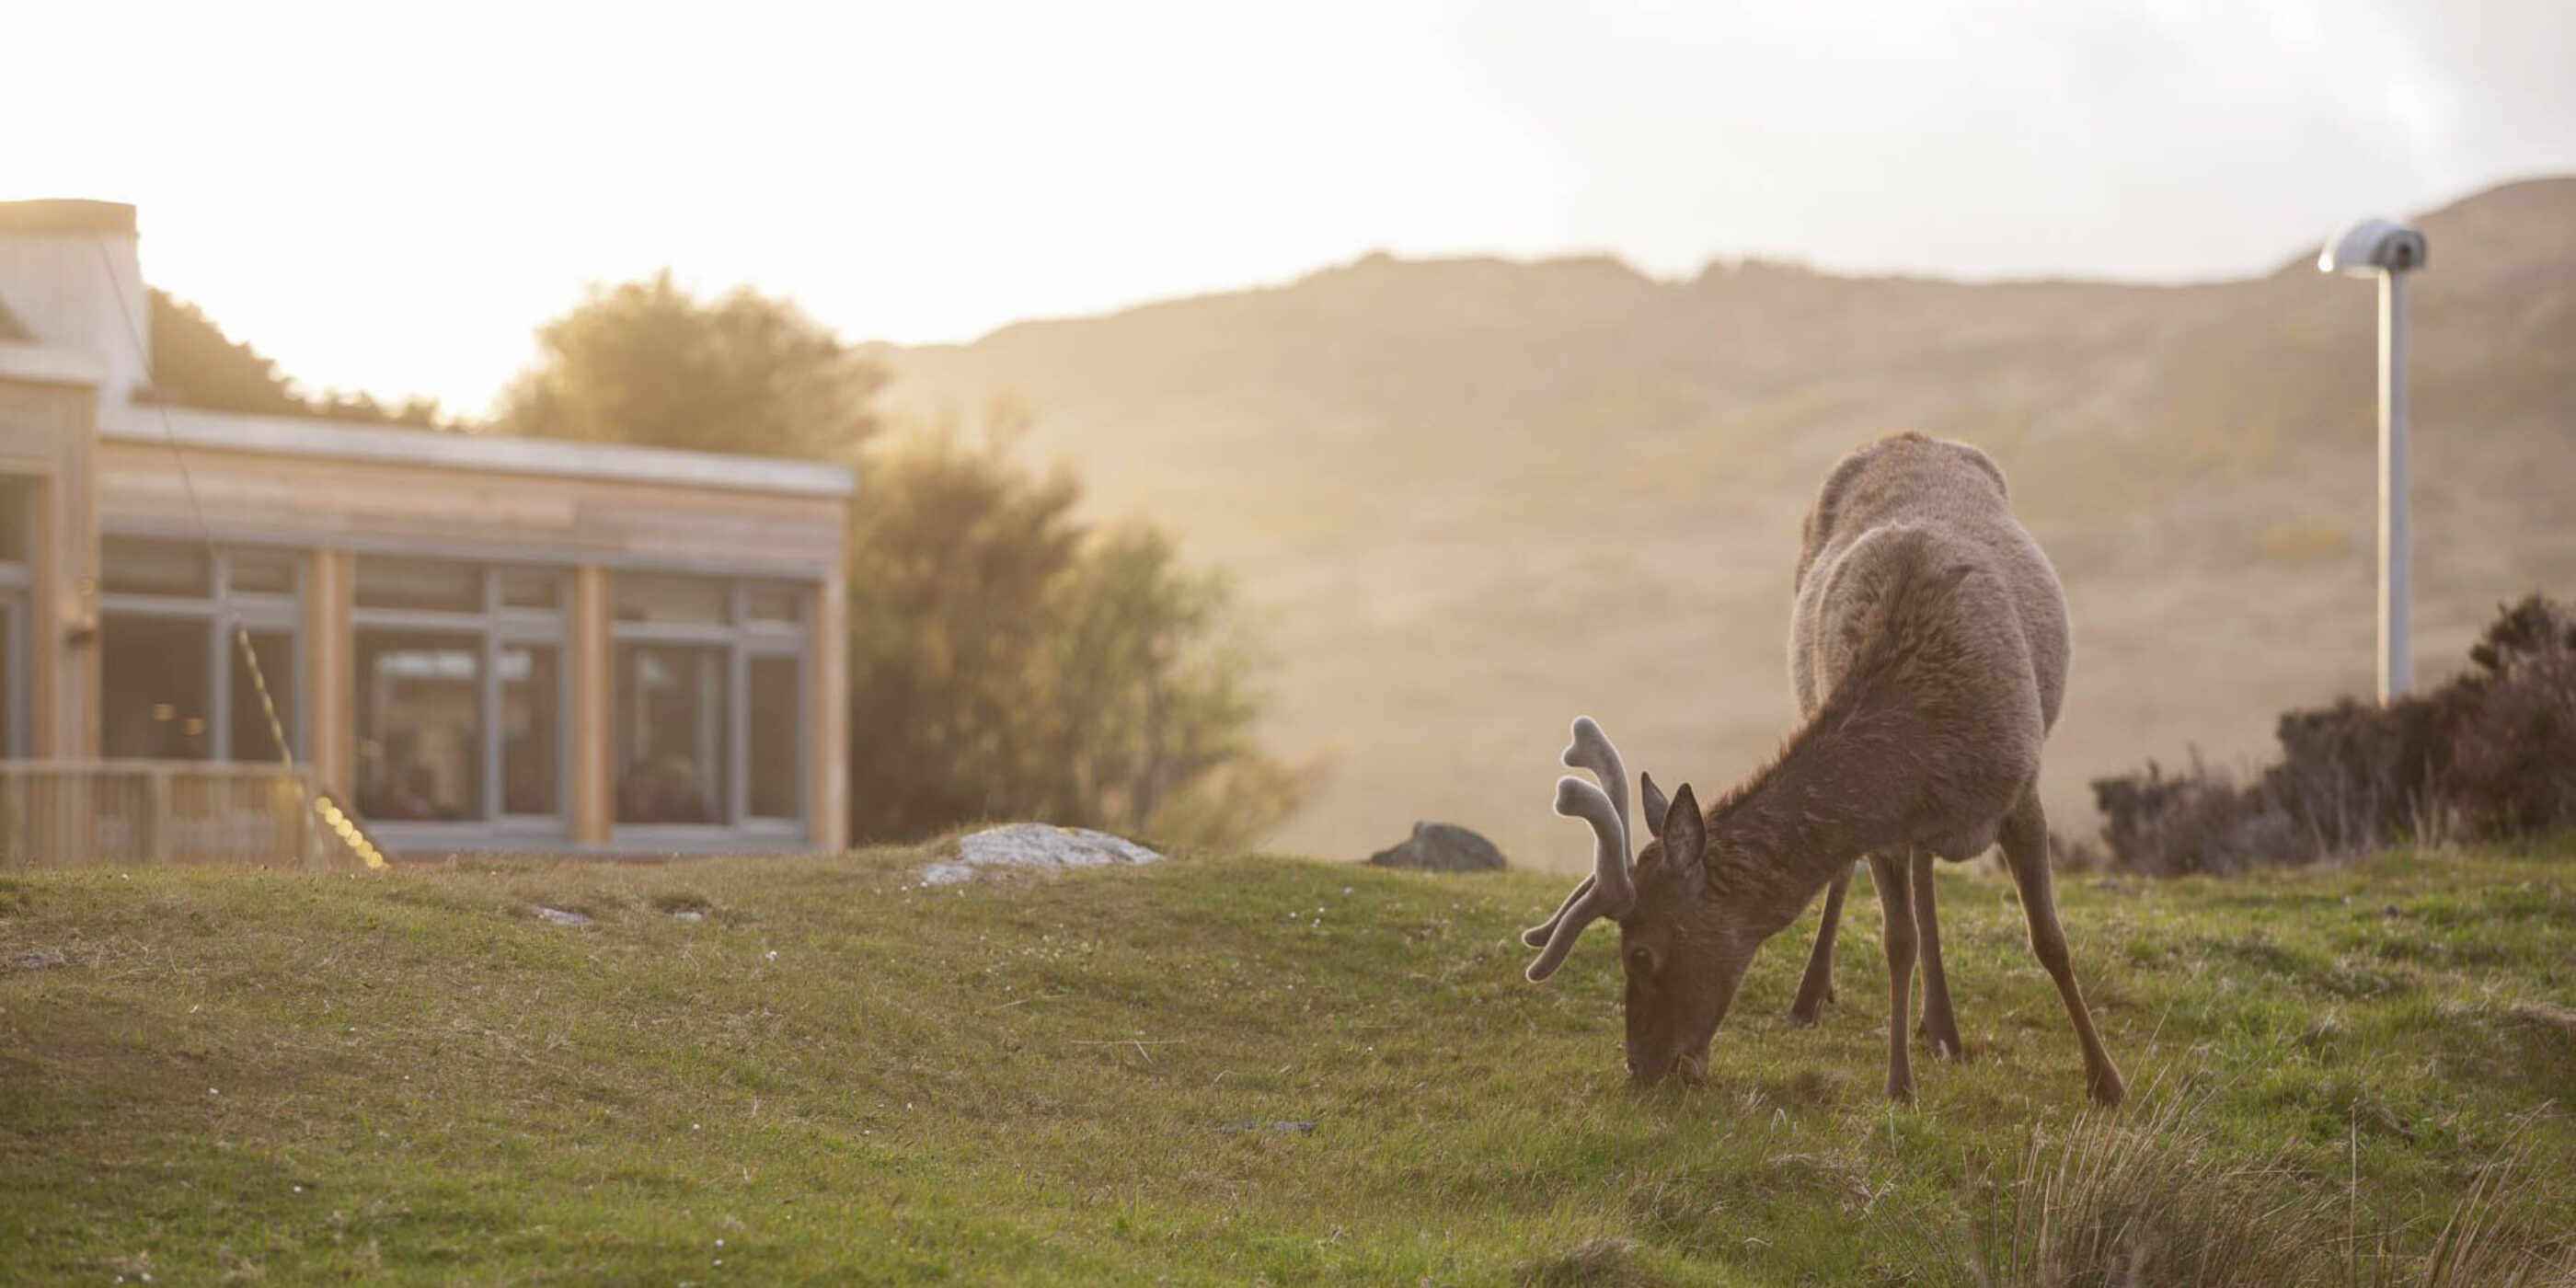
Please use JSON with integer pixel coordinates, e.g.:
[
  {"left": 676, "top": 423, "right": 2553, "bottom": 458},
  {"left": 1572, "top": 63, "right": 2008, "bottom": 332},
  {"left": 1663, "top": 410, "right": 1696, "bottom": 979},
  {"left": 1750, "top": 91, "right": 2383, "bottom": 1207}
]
[{"left": 880, "top": 178, "right": 2576, "bottom": 866}]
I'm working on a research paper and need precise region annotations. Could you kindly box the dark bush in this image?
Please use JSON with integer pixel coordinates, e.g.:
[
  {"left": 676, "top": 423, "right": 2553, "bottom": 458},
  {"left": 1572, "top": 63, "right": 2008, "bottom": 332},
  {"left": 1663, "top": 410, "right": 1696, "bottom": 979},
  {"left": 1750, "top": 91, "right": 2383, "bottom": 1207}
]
[{"left": 2091, "top": 595, "right": 2576, "bottom": 874}]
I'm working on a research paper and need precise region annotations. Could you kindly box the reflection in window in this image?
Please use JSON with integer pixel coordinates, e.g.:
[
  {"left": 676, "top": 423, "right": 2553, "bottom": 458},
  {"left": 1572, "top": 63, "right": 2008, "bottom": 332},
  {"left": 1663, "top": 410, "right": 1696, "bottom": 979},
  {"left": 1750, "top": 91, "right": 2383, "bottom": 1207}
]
[
  {"left": 498, "top": 569, "right": 562, "bottom": 612},
  {"left": 227, "top": 629, "right": 298, "bottom": 760},
  {"left": 744, "top": 582, "right": 803, "bottom": 624},
  {"left": 615, "top": 572, "right": 728, "bottom": 625},
  {"left": 615, "top": 643, "right": 729, "bottom": 823},
  {"left": 104, "top": 541, "right": 211, "bottom": 597},
  {"left": 747, "top": 655, "right": 799, "bottom": 820},
  {"left": 356, "top": 557, "right": 480, "bottom": 612},
  {"left": 228, "top": 551, "right": 301, "bottom": 596},
  {"left": 500, "top": 645, "right": 559, "bottom": 816},
  {"left": 102, "top": 616, "right": 212, "bottom": 759},
  {"left": 355, "top": 631, "right": 480, "bottom": 822}
]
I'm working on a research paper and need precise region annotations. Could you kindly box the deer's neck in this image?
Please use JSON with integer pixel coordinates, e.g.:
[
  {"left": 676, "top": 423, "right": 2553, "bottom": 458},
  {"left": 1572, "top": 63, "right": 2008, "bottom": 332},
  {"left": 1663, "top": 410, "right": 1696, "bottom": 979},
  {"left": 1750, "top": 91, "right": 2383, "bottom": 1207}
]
[{"left": 1702, "top": 708, "right": 1921, "bottom": 940}]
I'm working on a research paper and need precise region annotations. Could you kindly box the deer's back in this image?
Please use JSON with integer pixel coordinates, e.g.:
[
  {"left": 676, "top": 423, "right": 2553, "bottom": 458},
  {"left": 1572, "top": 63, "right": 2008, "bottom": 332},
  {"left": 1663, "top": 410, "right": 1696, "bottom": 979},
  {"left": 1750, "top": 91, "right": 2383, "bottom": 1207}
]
[{"left": 1788, "top": 433, "right": 2069, "bottom": 783}]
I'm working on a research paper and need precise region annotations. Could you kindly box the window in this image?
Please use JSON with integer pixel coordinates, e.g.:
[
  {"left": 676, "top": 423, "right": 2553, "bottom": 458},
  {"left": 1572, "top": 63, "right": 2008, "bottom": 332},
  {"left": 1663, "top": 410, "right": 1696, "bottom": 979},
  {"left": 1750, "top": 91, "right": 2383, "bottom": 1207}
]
[
  {"left": 104, "top": 541, "right": 210, "bottom": 597},
  {"left": 0, "top": 477, "right": 31, "bottom": 565},
  {"left": 102, "top": 616, "right": 213, "bottom": 759},
  {"left": 98, "top": 540, "right": 302, "bottom": 762},
  {"left": 354, "top": 632, "right": 480, "bottom": 820},
  {"left": 500, "top": 645, "right": 560, "bottom": 816},
  {"left": 0, "top": 480, "right": 31, "bottom": 757},
  {"left": 615, "top": 644, "right": 729, "bottom": 823},
  {"left": 351, "top": 557, "right": 568, "bottom": 833},
  {"left": 357, "top": 557, "right": 480, "bottom": 612},
  {"left": 615, "top": 572, "right": 729, "bottom": 625},
  {"left": 228, "top": 628, "right": 298, "bottom": 761},
  {"left": 613, "top": 574, "right": 810, "bottom": 833},
  {"left": 747, "top": 655, "right": 800, "bottom": 820}
]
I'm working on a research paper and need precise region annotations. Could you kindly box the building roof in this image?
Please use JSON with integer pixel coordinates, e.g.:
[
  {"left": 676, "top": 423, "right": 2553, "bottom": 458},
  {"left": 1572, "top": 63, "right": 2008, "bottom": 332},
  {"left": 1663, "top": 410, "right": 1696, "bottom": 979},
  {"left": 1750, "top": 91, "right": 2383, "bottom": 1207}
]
[
  {"left": 0, "top": 199, "right": 138, "bottom": 236},
  {"left": 100, "top": 405, "right": 857, "bottom": 499}
]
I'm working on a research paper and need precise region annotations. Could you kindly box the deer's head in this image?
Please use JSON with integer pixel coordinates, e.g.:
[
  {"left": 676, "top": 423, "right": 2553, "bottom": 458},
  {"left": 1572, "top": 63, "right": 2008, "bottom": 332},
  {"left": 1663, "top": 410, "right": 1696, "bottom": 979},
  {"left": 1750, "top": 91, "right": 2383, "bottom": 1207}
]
[{"left": 1521, "top": 717, "right": 1761, "bottom": 1087}]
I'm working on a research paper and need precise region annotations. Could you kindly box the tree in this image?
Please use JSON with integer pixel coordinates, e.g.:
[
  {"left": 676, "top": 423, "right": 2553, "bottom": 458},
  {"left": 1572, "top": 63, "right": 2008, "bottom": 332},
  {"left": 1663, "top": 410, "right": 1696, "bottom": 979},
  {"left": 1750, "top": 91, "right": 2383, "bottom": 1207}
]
[
  {"left": 494, "top": 270, "right": 885, "bottom": 460},
  {"left": 845, "top": 417, "right": 1306, "bottom": 849},
  {"left": 147, "top": 291, "right": 444, "bottom": 427}
]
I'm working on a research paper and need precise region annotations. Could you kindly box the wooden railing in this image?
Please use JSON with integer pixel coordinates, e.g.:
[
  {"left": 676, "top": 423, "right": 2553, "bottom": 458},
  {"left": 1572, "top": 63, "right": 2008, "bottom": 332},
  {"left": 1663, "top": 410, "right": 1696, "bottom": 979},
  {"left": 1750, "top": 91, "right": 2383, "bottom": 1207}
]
[{"left": 0, "top": 761, "right": 386, "bottom": 870}]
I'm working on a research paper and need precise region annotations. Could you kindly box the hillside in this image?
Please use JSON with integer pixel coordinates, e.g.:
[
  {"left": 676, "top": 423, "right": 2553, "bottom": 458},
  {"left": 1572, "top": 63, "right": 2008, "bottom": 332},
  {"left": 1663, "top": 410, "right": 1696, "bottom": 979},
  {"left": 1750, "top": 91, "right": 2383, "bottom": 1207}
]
[
  {"left": 4, "top": 847, "right": 2571, "bottom": 1282},
  {"left": 878, "top": 178, "right": 2576, "bottom": 867}
]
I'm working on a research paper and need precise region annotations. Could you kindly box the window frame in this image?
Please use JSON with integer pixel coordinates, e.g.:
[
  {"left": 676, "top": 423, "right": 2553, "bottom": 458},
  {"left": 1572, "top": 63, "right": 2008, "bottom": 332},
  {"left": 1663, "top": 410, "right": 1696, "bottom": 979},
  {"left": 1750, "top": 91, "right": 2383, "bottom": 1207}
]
[
  {"left": 352, "top": 558, "right": 573, "bottom": 844},
  {"left": 98, "top": 542, "right": 307, "bottom": 763},
  {"left": 612, "top": 577, "right": 810, "bottom": 844}
]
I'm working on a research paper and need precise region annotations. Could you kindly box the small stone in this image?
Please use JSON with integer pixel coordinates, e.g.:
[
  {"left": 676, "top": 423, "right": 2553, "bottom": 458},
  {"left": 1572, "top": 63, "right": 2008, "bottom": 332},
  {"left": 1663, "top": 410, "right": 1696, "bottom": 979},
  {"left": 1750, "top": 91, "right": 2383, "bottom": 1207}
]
[
  {"left": 672, "top": 910, "right": 705, "bottom": 924},
  {"left": 534, "top": 906, "right": 592, "bottom": 926},
  {"left": 13, "top": 949, "right": 68, "bottom": 971}
]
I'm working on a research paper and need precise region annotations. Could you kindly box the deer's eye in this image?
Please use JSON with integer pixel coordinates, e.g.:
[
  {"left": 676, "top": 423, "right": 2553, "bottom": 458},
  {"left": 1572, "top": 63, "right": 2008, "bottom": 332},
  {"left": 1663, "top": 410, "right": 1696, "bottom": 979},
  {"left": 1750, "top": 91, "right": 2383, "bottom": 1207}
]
[{"left": 1626, "top": 946, "right": 1660, "bottom": 977}]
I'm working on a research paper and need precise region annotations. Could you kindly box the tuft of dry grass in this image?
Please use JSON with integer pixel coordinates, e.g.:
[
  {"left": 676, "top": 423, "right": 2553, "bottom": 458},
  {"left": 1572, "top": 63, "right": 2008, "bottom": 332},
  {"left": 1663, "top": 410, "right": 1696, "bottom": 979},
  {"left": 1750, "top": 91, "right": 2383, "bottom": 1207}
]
[
  {"left": 1943, "top": 1085, "right": 2576, "bottom": 1288},
  {"left": 1952, "top": 1082, "right": 2322, "bottom": 1287}
]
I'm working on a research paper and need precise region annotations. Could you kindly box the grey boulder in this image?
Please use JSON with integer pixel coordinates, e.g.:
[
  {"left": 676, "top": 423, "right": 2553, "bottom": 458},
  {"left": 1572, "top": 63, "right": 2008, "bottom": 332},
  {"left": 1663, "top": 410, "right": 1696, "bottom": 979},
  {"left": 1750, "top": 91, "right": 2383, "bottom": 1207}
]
[{"left": 1367, "top": 822, "right": 1505, "bottom": 872}]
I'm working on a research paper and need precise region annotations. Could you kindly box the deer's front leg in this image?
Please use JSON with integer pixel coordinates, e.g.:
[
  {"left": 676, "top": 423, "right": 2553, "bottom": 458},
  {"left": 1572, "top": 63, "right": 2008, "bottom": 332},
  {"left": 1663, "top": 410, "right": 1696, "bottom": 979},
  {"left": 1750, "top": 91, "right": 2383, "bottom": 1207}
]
[
  {"left": 1868, "top": 851, "right": 1916, "bottom": 1103},
  {"left": 1788, "top": 864, "right": 1853, "bottom": 1026}
]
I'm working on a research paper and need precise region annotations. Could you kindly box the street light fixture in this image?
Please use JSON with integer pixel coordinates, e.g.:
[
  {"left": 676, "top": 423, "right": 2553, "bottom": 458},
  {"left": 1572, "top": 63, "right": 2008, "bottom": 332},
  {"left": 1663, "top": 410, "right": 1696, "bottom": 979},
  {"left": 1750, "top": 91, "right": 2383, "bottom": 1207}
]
[{"left": 2318, "top": 218, "right": 2427, "bottom": 702}]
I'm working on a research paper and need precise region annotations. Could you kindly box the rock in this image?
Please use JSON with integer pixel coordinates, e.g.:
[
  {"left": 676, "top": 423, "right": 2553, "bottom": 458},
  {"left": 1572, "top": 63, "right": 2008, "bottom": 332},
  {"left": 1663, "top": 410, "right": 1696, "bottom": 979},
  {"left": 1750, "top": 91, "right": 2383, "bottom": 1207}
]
[
  {"left": 670, "top": 910, "right": 705, "bottom": 924},
  {"left": 13, "top": 949, "right": 68, "bottom": 971},
  {"left": 1366, "top": 822, "right": 1505, "bottom": 872},
  {"left": 923, "top": 824, "right": 1167, "bottom": 886},
  {"left": 534, "top": 905, "right": 592, "bottom": 926}
]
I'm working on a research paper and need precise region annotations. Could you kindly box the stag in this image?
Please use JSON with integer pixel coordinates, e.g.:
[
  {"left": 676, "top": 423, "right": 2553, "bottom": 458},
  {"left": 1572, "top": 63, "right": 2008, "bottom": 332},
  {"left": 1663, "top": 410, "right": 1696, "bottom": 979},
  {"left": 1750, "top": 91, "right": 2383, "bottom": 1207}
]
[{"left": 1522, "top": 431, "right": 2124, "bottom": 1106}]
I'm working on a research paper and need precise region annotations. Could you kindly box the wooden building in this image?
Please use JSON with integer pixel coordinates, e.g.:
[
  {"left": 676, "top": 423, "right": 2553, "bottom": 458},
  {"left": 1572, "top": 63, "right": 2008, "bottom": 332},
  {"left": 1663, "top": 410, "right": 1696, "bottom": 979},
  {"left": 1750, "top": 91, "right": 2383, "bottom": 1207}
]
[{"left": 0, "top": 199, "right": 851, "bottom": 859}]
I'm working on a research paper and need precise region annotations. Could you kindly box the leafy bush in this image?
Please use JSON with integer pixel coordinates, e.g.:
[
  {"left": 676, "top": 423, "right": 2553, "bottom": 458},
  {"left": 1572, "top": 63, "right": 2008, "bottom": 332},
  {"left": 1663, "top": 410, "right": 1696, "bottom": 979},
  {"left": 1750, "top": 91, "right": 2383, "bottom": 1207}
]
[{"left": 2092, "top": 596, "right": 2576, "bottom": 874}]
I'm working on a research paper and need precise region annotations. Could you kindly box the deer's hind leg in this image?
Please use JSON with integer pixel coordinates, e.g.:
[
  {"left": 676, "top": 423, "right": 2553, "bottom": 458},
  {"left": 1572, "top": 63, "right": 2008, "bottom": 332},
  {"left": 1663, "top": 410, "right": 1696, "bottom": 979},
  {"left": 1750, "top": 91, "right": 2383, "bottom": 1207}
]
[
  {"left": 1868, "top": 851, "right": 1917, "bottom": 1103},
  {"left": 1788, "top": 863, "right": 1854, "bottom": 1026},
  {"left": 1999, "top": 789, "right": 2125, "bottom": 1107},
  {"left": 1912, "top": 850, "right": 1964, "bottom": 1060}
]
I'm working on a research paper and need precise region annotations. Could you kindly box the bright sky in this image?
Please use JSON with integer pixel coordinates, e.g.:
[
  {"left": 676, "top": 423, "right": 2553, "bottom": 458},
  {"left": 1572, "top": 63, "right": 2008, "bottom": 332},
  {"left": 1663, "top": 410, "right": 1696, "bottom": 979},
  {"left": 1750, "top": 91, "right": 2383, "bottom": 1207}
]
[{"left": 7, "top": 0, "right": 2571, "bottom": 416}]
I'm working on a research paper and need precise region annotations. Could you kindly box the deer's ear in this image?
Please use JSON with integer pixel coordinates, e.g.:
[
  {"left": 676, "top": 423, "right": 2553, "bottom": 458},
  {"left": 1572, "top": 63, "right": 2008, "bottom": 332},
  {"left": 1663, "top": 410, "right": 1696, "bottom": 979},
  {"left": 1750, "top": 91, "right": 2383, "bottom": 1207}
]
[
  {"left": 1640, "top": 772, "right": 1671, "bottom": 837},
  {"left": 1659, "top": 782, "right": 1704, "bottom": 867}
]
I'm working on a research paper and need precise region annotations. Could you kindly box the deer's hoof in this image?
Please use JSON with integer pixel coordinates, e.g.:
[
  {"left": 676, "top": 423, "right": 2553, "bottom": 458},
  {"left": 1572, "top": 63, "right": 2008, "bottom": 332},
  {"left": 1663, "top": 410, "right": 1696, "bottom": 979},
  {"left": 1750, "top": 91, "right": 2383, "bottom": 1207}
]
[{"left": 2087, "top": 1068, "right": 2128, "bottom": 1108}]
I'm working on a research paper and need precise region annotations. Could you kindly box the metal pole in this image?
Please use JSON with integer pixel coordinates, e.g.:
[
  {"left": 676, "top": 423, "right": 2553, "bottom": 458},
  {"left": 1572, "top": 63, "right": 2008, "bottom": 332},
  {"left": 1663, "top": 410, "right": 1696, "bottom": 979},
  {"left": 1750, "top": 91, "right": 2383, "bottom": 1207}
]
[{"left": 2378, "top": 269, "right": 2410, "bottom": 702}]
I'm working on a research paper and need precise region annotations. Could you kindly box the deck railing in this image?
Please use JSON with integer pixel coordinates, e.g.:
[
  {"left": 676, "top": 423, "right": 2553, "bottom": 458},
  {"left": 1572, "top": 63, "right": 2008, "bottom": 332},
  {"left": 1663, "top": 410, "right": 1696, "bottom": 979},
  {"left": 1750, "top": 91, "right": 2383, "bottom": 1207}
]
[{"left": 0, "top": 760, "right": 385, "bottom": 870}]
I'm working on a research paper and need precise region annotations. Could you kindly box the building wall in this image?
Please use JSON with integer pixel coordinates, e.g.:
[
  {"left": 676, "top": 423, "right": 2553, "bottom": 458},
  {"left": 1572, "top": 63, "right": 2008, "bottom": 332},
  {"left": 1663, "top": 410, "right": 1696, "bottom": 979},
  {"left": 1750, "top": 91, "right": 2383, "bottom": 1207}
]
[{"left": 0, "top": 365, "right": 101, "bottom": 761}]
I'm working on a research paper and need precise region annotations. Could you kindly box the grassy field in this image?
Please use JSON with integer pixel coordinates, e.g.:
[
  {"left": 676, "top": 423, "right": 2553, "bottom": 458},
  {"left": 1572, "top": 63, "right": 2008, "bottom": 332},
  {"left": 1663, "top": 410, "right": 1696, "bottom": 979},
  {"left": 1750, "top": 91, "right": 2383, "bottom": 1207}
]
[{"left": 3, "top": 841, "right": 2571, "bottom": 1285}]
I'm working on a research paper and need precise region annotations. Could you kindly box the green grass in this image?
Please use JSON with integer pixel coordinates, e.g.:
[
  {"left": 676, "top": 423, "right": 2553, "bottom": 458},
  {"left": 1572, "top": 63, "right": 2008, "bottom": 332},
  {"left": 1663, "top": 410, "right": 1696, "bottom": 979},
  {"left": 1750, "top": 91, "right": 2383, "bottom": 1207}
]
[{"left": 3, "top": 841, "right": 2571, "bottom": 1285}]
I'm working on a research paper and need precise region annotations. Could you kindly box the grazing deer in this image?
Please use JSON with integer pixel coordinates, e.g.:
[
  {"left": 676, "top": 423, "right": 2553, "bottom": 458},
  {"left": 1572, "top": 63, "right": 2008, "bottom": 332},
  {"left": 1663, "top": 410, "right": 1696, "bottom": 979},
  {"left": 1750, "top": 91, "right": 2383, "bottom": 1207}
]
[{"left": 1520, "top": 432, "right": 2124, "bottom": 1106}]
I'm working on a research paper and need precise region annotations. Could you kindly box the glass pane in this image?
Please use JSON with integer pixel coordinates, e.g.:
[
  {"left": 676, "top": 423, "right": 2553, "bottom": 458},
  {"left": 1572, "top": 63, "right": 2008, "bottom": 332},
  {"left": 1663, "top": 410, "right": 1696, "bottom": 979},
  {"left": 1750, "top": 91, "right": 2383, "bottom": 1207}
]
[
  {"left": 615, "top": 572, "right": 728, "bottom": 625},
  {"left": 744, "top": 582, "right": 803, "bottom": 624},
  {"left": 0, "top": 479, "right": 29, "bottom": 565},
  {"left": 747, "top": 655, "right": 799, "bottom": 820},
  {"left": 228, "top": 629, "right": 299, "bottom": 760},
  {"left": 228, "top": 550, "right": 300, "bottom": 597},
  {"left": 356, "top": 557, "right": 480, "bottom": 612},
  {"left": 354, "top": 630, "right": 481, "bottom": 821},
  {"left": 615, "top": 643, "right": 729, "bottom": 824},
  {"left": 104, "top": 540, "right": 211, "bottom": 597},
  {"left": 0, "top": 601, "right": 16, "bottom": 756},
  {"left": 102, "top": 615, "right": 212, "bottom": 759},
  {"left": 498, "top": 569, "right": 562, "bottom": 612},
  {"left": 500, "top": 645, "right": 560, "bottom": 816}
]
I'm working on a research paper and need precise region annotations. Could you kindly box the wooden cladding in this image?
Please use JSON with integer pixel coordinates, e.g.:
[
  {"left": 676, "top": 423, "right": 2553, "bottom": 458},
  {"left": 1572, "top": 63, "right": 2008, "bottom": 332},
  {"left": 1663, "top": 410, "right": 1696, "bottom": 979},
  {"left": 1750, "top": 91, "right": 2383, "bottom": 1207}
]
[{"left": 95, "top": 441, "right": 845, "bottom": 576}]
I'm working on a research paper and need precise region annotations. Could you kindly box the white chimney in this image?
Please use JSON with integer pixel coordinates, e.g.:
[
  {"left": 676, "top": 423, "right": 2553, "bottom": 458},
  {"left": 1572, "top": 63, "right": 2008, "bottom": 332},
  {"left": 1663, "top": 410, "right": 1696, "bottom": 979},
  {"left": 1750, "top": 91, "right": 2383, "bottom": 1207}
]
[{"left": 0, "top": 200, "right": 150, "bottom": 410}]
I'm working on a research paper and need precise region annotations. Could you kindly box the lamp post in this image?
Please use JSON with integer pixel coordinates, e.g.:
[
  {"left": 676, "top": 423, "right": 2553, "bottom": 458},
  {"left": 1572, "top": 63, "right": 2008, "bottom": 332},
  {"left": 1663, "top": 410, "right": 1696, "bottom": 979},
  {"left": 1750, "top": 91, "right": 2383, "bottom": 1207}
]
[{"left": 2318, "top": 218, "right": 2427, "bottom": 702}]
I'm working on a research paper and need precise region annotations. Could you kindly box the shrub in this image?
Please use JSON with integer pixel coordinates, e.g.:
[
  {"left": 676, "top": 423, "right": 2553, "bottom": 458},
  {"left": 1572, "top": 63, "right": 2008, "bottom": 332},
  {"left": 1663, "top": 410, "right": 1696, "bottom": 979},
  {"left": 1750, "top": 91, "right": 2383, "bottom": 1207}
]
[{"left": 2091, "top": 596, "right": 2576, "bottom": 873}]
